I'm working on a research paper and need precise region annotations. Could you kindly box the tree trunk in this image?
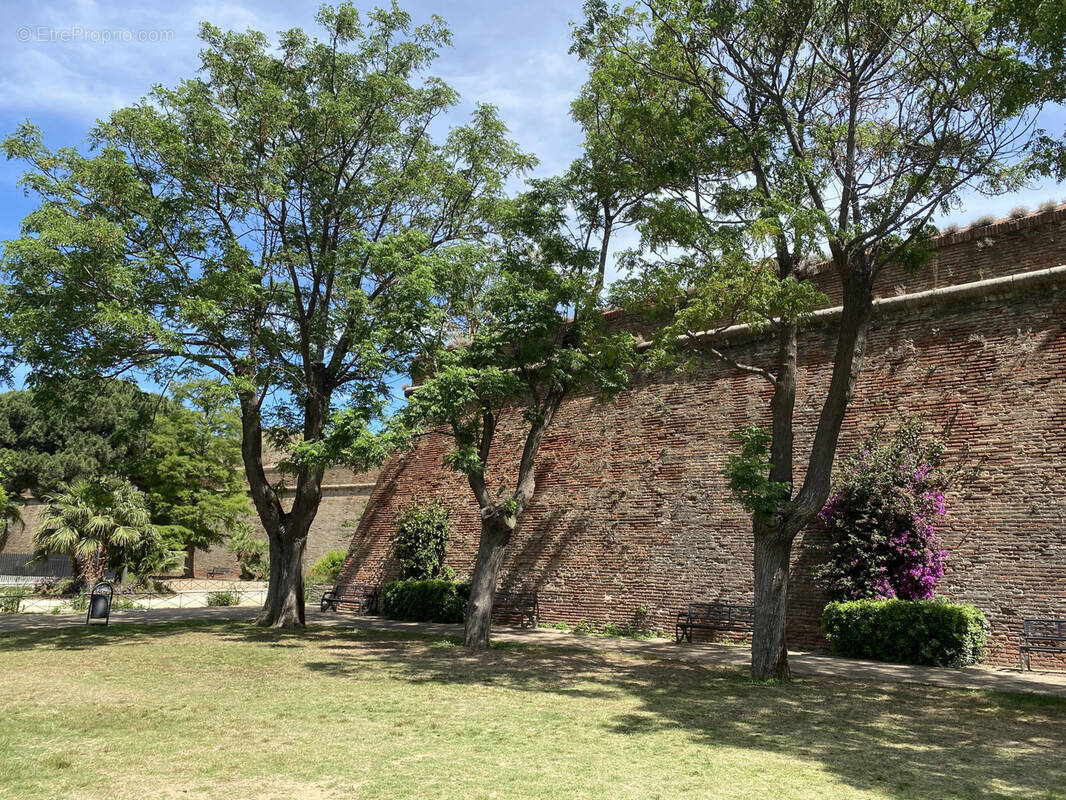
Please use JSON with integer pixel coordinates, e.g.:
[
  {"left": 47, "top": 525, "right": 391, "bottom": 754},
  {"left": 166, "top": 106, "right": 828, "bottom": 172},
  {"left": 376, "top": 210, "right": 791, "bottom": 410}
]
[
  {"left": 184, "top": 543, "right": 196, "bottom": 578},
  {"left": 751, "top": 524, "right": 793, "bottom": 681},
  {"left": 254, "top": 525, "right": 307, "bottom": 629},
  {"left": 80, "top": 547, "right": 106, "bottom": 588},
  {"left": 463, "top": 514, "right": 514, "bottom": 649}
]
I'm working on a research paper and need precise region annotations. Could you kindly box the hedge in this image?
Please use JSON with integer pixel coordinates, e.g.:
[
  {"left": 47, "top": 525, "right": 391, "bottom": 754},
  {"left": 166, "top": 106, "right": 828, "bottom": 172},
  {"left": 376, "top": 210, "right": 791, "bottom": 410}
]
[
  {"left": 822, "top": 598, "right": 988, "bottom": 667},
  {"left": 380, "top": 579, "right": 471, "bottom": 624}
]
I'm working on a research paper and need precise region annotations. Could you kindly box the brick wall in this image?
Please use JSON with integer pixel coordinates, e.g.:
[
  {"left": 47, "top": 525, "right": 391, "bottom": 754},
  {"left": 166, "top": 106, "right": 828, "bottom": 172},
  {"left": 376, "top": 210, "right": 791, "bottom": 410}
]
[
  {"left": 1, "top": 467, "right": 379, "bottom": 582},
  {"left": 338, "top": 206, "right": 1066, "bottom": 666}
]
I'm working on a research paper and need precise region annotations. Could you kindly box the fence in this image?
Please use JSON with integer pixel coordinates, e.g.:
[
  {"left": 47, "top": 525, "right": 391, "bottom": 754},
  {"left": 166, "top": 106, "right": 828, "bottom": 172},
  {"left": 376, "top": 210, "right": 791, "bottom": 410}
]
[
  {"left": 0, "top": 583, "right": 337, "bottom": 615},
  {"left": 0, "top": 586, "right": 272, "bottom": 615},
  {"left": 0, "top": 553, "right": 73, "bottom": 580}
]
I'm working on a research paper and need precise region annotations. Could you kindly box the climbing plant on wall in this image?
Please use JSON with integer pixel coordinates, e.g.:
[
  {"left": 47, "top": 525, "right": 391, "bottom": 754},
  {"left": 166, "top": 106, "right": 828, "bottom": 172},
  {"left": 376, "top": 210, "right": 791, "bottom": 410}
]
[{"left": 814, "top": 420, "right": 970, "bottom": 602}]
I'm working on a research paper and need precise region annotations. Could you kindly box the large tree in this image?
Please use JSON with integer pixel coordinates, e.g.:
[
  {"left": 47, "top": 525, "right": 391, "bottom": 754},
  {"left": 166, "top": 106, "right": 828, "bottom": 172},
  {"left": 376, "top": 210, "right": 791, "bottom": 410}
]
[
  {"left": 577, "top": 0, "right": 1036, "bottom": 679},
  {"left": 127, "top": 381, "right": 251, "bottom": 577},
  {"left": 1, "top": 4, "right": 529, "bottom": 627},
  {"left": 0, "top": 383, "right": 153, "bottom": 498},
  {"left": 404, "top": 181, "right": 635, "bottom": 648}
]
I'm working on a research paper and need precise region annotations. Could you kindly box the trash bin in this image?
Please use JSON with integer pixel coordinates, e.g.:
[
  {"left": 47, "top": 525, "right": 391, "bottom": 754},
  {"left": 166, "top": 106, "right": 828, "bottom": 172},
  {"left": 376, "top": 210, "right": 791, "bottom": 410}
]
[{"left": 87, "top": 581, "right": 114, "bottom": 626}]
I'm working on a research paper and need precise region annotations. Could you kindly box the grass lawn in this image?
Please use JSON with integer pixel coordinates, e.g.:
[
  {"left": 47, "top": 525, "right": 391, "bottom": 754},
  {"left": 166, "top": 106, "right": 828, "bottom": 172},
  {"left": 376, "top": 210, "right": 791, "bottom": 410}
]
[{"left": 1, "top": 621, "right": 1064, "bottom": 800}]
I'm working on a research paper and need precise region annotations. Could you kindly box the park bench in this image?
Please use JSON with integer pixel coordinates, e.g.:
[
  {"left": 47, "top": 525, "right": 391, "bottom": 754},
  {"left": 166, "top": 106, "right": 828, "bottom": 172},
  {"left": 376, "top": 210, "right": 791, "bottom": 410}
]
[
  {"left": 675, "top": 601, "right": 755, "bottom": 643},
  {"left": 320, "top": 583, "right": 379, "bottom": 614},
  {"left": 492, "top": 591, "right": 539, "bottom": 628},
  {"left": 205, "top": 568, "right": 230, "bottom": 580},
  {"left": 1019, "top": 617, "right": 1066, "bottom": 670}
]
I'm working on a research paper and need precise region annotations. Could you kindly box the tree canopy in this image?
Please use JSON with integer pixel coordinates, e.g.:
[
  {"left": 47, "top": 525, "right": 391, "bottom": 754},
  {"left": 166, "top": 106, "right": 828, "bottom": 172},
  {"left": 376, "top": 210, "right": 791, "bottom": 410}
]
[
  {"left": 1, "top": 3, "right": 531, "bottom": 627},
  {"left": 126, "top": 381, "right": 251, "bottom": 575},
  {"left": 0, "top": 383, "right": 153, "bottom": 498},
  {"left": 404, "top": 180, "right": 635, "bottom": 646},
  {"left": 576, "top": 0, "right": 1039, "bottom": 679}
]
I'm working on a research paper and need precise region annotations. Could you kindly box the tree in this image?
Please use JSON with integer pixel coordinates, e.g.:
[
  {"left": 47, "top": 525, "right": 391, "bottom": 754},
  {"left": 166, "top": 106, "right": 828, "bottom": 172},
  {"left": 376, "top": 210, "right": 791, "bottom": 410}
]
[
  {"left": 0, "top": 453, "right": 22, "bottom": 550},
  {"left": 577, "top": 0, "right": 1035, "bottom": 678},
  {"left": 404, "top": 181, "right": 635, "bottom": 648},
  {"left": 0, "top": 383, "right": 153, "bottom": 498},
  {"left": 128, "top": 381, "right": 251, "bottom": 577},
  {"left": 1, "top": 4, "right": 530, "bottom": 627},
  {"left": 33, "top": 477, "right": 171, "bottom": 587}
]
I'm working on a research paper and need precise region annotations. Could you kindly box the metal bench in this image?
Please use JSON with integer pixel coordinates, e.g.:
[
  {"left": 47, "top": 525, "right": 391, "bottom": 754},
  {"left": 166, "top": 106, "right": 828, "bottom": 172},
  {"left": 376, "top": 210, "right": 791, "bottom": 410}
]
[
  {"left": 676, "top": 601, "right": 754, "bottom": 643},
  {"left": 205, "top": 568, "right": 230, "bottom": 580},
  {"left": 320, "top": 583, "right": 379, "bottom": 614},
  {"left": 492, "top": 591, "right": 539, "bottom": 628},
  {"left": 1019, "top": 617, "right": 1066, "bottom": 670}
]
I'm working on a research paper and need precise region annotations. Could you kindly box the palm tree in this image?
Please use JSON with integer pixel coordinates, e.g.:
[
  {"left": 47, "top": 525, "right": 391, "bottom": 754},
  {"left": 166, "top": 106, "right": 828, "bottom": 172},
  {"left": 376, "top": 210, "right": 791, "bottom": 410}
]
[{"left": 34, "top": 477, "right": 158, "bottom": 587}]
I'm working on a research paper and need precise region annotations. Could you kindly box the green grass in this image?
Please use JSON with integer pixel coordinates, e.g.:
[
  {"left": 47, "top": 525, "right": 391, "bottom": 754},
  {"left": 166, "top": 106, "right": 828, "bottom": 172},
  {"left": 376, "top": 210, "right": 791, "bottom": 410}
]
[{"left": 1, "top": 621, "right": 1064, "bottom": 800}]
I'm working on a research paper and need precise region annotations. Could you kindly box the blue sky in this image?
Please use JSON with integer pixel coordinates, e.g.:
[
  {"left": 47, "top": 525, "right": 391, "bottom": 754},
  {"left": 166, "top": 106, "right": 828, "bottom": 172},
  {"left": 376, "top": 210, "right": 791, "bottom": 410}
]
[{"left": 1, "top": 0, "right": 1064, "bottom": 399}]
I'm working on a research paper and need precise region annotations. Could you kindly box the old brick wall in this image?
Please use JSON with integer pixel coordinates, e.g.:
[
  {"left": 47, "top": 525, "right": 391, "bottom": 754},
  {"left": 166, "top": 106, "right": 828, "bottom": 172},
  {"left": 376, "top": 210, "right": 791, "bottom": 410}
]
[{"left": 339, "top": 207, "right": 1066, "bottom": 666}]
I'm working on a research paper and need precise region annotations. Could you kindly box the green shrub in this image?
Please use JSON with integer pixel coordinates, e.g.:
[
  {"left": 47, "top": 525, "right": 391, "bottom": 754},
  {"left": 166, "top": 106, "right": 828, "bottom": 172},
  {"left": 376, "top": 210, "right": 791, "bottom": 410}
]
[
  {"left": 822, "top": 598, "right": 988, "bottom": 667},
  {"left": 0, "top": 587, "right": 24, "bottom": 614},
  {"left": 392, "top": 501, "right": 453, "bottom": 580},
  {"left": 380, "top": 579, "right": 470, "bottom": 623},
  {"left": 67, "top": 593, "right": 89, "bottom": 612},
  {"left": 33, "top": 577, "right": 80, "bottom": 596},
  {"left": 306, "top": 549, "right": 346, "bottom": 584},
  {"left": 227, "top": 528, "right": 268, "bottom": 580},
  {"left": 206, "top": 590, "right": 240, "bottom": 607}
]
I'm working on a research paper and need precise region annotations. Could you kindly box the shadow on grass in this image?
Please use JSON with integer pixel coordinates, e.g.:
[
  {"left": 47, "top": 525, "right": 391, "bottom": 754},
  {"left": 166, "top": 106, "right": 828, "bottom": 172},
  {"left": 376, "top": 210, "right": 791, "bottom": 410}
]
[
  {"left": 300, "top": 629, "right": 1066, "bottom": 800},
  {"left": 2, "top": 619, "right": 1065, "bottom": 799}
]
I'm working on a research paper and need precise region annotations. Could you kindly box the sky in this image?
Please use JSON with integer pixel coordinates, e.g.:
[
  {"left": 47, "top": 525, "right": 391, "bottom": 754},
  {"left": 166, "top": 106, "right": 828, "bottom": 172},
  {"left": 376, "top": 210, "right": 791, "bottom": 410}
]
[{"left": 0, "top": 0, "right": 1064, "bottom": 398}]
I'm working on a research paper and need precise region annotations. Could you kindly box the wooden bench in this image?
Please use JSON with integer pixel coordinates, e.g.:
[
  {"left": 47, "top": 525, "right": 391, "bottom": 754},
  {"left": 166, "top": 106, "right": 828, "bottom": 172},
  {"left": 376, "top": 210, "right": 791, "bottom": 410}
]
[
  {"left": 320, "top": 583, "right": 379, "bottom": 615},
  {"left": 1019, "top": 617, "right": 1066, "bottom": 670},
  {"left": 675, "top": 601, "right": 754, "bottom": 643},
  {"left": 492, "top": 591, "right": 539, "bottom": 628}
]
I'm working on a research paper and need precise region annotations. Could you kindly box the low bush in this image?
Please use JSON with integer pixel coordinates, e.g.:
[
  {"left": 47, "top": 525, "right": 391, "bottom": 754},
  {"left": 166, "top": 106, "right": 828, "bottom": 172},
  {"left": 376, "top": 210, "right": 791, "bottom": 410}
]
[
  {"left": 0, "top": 587, "right": 24, "bottom": 614},
  {"left": 306, "top": 549, "right": 346, "bottom": 585},
  {"left": 33, "top": 577, "right": 80, "bottom": 596},
  {"left": 391, "top": 501, "right": 453, "bottom": 580},
  {"left": 822, "top": 598, "right": 988, "bottom": 667},
  {"left": 380, "top": 579, "right": 470, "bottom": 623},
  {"left": 206, "top": 590, "right": 240, "bottom": 607}
]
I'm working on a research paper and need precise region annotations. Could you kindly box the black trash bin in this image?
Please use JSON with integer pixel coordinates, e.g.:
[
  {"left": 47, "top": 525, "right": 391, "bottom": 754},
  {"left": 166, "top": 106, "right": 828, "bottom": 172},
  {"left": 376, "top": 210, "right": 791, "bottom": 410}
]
[{"left": 87, "top": 581, "right": 114, "bottom": 626}]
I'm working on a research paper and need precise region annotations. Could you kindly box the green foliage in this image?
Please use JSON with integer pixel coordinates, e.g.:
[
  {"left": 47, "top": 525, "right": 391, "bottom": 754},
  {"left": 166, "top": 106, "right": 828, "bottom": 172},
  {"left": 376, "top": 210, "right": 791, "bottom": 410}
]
[
  {"left": 227, "top": 528, "right": 268, "bottom": 581},
  {"left": 822, "top": 599, "right": 988, "bottom": 667},
  {"left": 0, "top": 4, "right": 531, "bottom": 511},
  {"left": 206, "top": 591, "right": 241, "bottom": 607},
  {"left": 391, "top": 501, "right": 453, "bottom": 580},
  {"left": 0, "top": 384, "right": 153, "bottom": 498},
  {"left": 32, "top": 577, "right": 78, "bottom": 597},
  {"left": 380, "top": 579, "right": 470, "bottom": 623},
  {"left": 403, "top": 181, "right": 637, "bottom": 524},
  {"left": 0, "top": 382, "right": 247, "bottom": 571},
  {"left": 33, "top": 477, "right": 175, "bottom": 585},
  {"left": 0, "top": 586, "right": 23, "bottom": 614},
  {"left": 0, "top": 452, "right": 21, "bottom": 544},
  {"left": 306, "top": 549, "right": 347, "bottom": 584},
  {"left": 724, "top": 427, "right": 791, "bottom": 520},
  {"left": 128, "top": 382, "right": 250, "bottom": 561}
]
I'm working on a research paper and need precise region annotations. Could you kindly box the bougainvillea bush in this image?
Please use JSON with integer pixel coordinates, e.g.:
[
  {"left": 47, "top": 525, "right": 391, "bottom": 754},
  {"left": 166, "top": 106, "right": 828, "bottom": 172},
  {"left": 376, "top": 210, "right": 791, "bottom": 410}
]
[{"left": 815, "top": 420, "right": 956, "bottom": 601}]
